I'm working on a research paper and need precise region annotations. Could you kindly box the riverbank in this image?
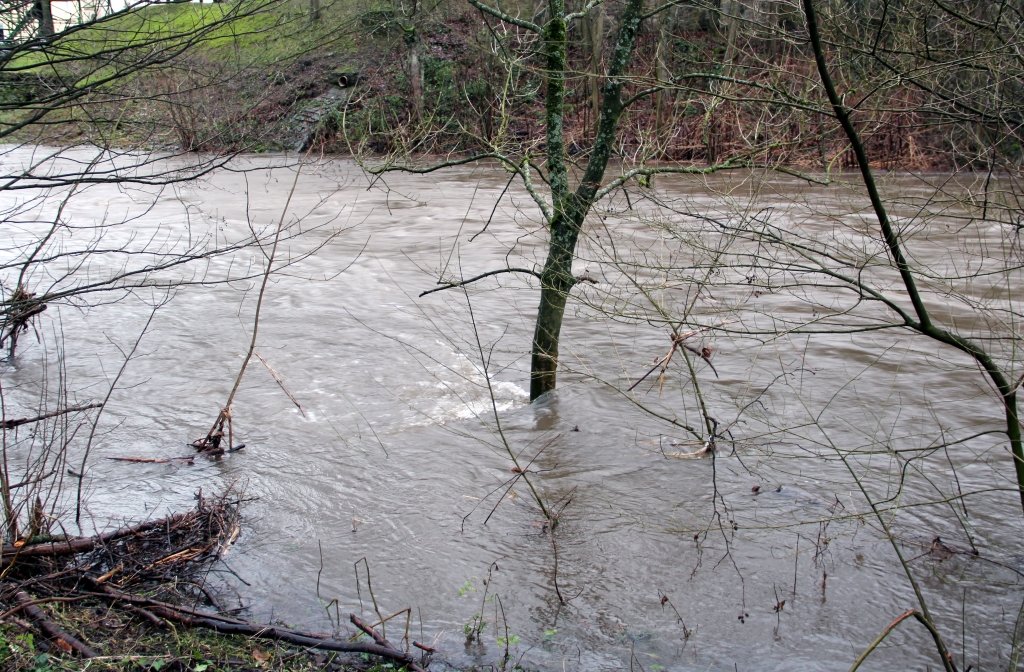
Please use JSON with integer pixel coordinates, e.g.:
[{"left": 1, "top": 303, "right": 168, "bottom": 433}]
[
  {"left": 0, "top": 613, "right": 380, "bottom": 672},
  {"left": 1, "top": 0, "right": 971, "bottom": 170},
  {"left": 0, "top": 605, "right": 424, "bottom": 672},
  {"left": 0, "top": 492, "right": 428, "bottom": 672}
]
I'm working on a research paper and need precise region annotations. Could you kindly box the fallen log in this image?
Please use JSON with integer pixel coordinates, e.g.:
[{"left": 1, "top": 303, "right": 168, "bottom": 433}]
[
  {"left": 96, "top": 584, "right": 427, "bottom": 671},
  {"left": 162, "top": 607, "right": 427, "bottom": 670},
  {"left": 1, "top": 512, "right": 190, "bottom": 560},
  {"left": 106, "top": 455, "right": 196, "bottom": 464}
]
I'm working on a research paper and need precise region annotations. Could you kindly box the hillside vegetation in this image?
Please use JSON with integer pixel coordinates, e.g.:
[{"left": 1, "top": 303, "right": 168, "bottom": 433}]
[
  {"left": 2, "top": 0, "right": 363, "bottom": 150},
  {"left": 2, "top": 0, "right": 1018, "bottom": 168}
]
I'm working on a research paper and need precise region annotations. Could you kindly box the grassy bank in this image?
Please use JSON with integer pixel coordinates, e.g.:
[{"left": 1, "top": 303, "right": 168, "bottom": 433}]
[
  {"left": 0, "top": 616, "right": 385, "bottom": 672},
  {"left": 1, "top": 0, "right": 368, "bottom": 150},
  {"left": 6, "top": 0, "right": 359, "bottom": 71}
]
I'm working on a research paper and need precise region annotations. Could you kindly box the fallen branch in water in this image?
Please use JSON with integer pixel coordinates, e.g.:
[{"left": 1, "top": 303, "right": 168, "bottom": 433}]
[
  {"left": 106, "top": 455, "right": 196, "bottom": 465},
  {"left": 1, "top": 403, "right": 103, "bottom": 430},
  {"left": 352, "top": 613, "right": 404, "bottom": 654},
  {"left": 254, "top": 353, "right": 306, "bottom": 418}
]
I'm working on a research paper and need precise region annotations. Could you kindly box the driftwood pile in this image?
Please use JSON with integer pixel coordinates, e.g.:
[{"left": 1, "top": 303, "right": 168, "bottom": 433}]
[{"left": 0, "top": 493, "right": 429, "bottom": 670}]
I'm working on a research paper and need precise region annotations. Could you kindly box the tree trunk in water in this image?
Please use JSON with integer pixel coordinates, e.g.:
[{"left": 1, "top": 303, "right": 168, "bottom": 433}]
[
  {"left": 530, "top": 221, "right": 579, "bottom": 400},
  {"left": 530, "top": 280, "right": 571, "bottom": 400},
  {"left": 528, "top": 0, "right": 646, "bottom": 401}
]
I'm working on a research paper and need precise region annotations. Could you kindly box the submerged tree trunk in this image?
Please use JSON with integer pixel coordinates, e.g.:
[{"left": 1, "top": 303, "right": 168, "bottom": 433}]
[
  {"left": 530, "top": 238, "right": 576, "bottom": 400},
  {"left": 530, "top": 1, "right": 570, "bottom": 400},
  {"left": 529, "top": 0, "right": 645, "bottom": 400}
]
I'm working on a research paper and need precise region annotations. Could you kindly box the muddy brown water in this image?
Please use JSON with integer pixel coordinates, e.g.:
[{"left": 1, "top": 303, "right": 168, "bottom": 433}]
[{"left": 2, "top": 146, "right": 1022, "bottom": 670}]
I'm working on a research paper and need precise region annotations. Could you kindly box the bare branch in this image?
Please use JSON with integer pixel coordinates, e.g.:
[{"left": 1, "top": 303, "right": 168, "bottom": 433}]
[
  {"left": 595, "top": 159, "right": 749, "bottom": 201},
  {"left": 419, "top": 267, "right": 540, "bottom": 297},
  {"left": 565, "top": 0, "right": 605, "bottom": 22},
  {"left": 1, "top": 403, "right": 102, "bottom": 430},
  {"left": 467, "top": 0, "right": 541, "bottom": 33}
]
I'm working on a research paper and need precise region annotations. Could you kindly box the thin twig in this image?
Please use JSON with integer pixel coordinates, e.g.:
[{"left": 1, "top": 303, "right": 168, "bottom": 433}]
[
  {"left": 77, "top": 303, "right": 163, "bottom": 523},
  {"left": 420, "top": 267, "right": 540, "bottom": 297},
  {"left": 202, "top": 163, "right": 304, "bottom": 447}
]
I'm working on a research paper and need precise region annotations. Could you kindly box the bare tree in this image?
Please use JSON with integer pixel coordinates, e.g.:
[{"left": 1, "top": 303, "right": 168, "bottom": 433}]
[
  {"left": 562, "top": 1, "right": 1022, "bottom": 666},
  {"left": 798, "top": 0, "right": 1024, "bottom": 510},
  {"left": 367, "top": 0, "right": 752, "bottom": 401}
]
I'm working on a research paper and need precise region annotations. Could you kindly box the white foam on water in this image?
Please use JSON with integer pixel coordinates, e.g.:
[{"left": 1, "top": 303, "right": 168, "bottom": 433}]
[{"left": 386, "top": 340, "right": 529, "bottom": 430}]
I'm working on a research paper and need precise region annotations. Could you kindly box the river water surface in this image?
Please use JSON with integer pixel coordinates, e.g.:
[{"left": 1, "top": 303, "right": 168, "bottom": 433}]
[{"left": 2, "top": 146, "right": 1022, "bottom": 671}]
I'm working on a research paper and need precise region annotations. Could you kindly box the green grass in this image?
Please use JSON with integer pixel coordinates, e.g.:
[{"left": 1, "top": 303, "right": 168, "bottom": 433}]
[
  {"left": 4, "top": 0, "right": 365, "bottom": 77},
  {"left": 0, "top": 614, "right": 410, "bottom": 672},
  {"left": 0, "top": 0, "right": 488, "bottom": 152}
]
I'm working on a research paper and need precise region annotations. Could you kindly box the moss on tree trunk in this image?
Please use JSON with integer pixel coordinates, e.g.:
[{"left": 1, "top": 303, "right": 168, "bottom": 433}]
[{"left": 529, "top": 0, "right": 645, "bottom": 400}]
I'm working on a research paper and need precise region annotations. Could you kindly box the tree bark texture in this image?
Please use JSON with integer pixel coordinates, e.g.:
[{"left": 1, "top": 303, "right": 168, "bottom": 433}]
[
  {"left": 529, "top": 0, "right": 645, "bottom": 400},
  {"left": 34, "top": 0, "right": 55, "bottom": 37},
  {"left": 407, "top": 29, "right": 424, "bottom": 121}
]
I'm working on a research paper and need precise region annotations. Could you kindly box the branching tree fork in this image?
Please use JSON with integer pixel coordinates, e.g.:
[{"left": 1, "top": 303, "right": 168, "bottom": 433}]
[{"left": 374, "top": 0, "right": 747, "bottom": 401}]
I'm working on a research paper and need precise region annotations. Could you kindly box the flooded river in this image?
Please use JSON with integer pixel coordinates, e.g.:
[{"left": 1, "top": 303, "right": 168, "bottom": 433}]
[{"left": 2, "top": 146, "right": 1022, "bottom": 670}]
